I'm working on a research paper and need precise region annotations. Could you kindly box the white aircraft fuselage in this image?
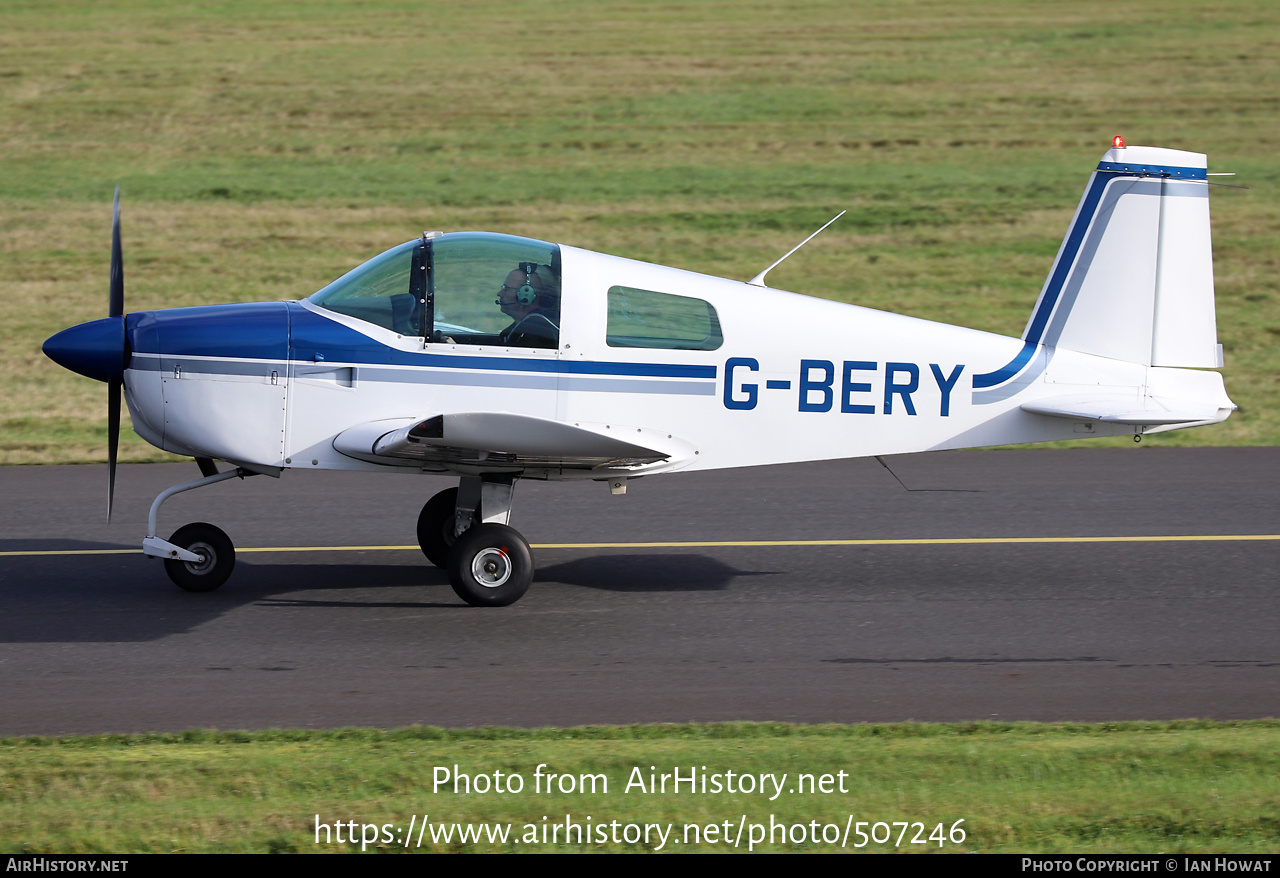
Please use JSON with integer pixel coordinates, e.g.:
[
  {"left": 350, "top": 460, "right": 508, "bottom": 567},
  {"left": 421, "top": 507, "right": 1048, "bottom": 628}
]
[{"left": 116, "top": 248, "right": 1231, "bottom": 479}]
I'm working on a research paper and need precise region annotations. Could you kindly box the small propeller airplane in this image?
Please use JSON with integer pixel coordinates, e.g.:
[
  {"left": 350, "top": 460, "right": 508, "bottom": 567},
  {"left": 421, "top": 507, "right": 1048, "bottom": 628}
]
[{"left": 43, "top": 139, "right": 1235, "bottom": 606}]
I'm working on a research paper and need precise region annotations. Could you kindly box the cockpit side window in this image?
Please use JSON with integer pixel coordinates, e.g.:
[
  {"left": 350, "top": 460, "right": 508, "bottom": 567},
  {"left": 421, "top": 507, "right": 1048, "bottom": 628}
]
[
  {"left": 431, "top": 233, "right": 561, "bottom": 349},
  {"left": 606, "top": 286, "right": 723, "bottom": 350}
]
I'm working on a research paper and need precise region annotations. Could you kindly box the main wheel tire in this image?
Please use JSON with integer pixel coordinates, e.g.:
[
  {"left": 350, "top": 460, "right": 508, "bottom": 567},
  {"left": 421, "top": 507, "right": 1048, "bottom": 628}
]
[
  {"left": 417, "top": 487, "right": 459, "bottom": 568},
  {"left": 447, "top": 523, "right": 533, "bottom": 607},
  {"left": 163, "top": 522, "right": 235, "bottom": 592}
]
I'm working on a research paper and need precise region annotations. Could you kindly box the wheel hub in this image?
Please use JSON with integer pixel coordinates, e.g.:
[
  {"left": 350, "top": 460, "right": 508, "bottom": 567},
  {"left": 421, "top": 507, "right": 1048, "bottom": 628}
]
[
  {"left": 184, "top": 541, "right": 214, "bottom": 574},
  {"left": 471, "top": 547, "right": 511, "bottom": 588}
]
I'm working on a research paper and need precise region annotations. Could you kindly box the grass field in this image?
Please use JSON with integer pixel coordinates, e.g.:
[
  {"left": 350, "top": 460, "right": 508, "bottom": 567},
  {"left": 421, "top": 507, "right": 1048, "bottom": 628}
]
[
  {"left": 3, "top": 721, "right": 1278, "bottom": 854},
  {"left": 1, "top": 0, "right": 1277, "bottom": 463}
]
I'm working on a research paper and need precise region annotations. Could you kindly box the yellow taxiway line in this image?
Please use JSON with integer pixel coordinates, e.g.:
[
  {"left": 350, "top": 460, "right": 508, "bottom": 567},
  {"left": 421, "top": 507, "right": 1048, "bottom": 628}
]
[{"left": 4, "top": 534, "right": 1280, "bottom": 558}]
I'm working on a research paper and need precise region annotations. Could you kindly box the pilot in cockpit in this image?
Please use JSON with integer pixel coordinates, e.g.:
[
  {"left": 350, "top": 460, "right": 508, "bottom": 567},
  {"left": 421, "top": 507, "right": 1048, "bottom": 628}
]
[{"left": 497, "top": 262, "right": 560, "bottom": 349}]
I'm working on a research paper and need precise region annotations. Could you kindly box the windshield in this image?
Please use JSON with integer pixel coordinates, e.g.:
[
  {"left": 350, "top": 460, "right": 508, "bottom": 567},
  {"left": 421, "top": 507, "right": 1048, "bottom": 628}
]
[{"left": 308, "top": 240, "right": 420, "bottom": 334}]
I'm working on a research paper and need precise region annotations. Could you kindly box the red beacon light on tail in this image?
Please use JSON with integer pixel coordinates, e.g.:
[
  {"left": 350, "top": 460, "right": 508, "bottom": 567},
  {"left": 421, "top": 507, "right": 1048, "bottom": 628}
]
[{"left": 1112, "top": 135, "right": 1126, "bottom": 149}]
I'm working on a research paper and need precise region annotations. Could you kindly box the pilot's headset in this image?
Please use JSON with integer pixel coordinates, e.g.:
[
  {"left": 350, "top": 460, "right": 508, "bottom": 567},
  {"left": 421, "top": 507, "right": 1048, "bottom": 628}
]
[{"left": 515, "top": 262, "right": 554, "bottom": 306}]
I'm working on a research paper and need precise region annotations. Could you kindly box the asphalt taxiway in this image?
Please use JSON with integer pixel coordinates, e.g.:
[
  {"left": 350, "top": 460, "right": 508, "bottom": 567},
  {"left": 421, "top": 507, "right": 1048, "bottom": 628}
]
[{"left": 1, "top": 447, "right": 1276, "bottom": 735}]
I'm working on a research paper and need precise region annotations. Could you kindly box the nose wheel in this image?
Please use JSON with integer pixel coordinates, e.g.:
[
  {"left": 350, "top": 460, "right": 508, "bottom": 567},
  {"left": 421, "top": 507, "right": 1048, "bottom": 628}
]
[
  {"left": 162, "top": 522, "right": 235, "bottom": 592},
  {"left": 447, "top": 523, "right": 532, "bottom": 607}
]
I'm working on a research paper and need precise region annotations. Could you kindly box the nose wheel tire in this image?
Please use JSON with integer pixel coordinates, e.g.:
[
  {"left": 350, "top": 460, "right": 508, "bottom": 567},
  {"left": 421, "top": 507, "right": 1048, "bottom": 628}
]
[
  {"left": 447, "top": 524, "right": 533, "bottom": 607},
  {"left": 163, "top": 522, "right": 235, "bottom": 592},
  {"left": 416, "top": 487, "right": 459, "bottom": 568}
]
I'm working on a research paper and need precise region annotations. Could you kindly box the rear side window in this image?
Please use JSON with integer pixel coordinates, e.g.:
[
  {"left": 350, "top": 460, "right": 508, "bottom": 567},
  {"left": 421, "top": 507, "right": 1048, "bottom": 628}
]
[{"left": 606, "top": 286, "right": 723, "bottom": 350}]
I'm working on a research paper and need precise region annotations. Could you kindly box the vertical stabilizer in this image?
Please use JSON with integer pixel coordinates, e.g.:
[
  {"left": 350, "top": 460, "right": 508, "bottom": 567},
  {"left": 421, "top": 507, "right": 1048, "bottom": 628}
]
[{"left": 1024, "top": 145, "right": 1220, "bottom": 368}]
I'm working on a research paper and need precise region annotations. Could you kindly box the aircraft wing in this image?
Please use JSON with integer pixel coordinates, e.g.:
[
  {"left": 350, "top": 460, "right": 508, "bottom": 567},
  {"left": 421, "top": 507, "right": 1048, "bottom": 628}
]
[
  {"left": 333, "top": 413, "right": 693, "bottom": 472},
  {"left": 1021, "top": 393, "right": 1221, "bottom": 426}
]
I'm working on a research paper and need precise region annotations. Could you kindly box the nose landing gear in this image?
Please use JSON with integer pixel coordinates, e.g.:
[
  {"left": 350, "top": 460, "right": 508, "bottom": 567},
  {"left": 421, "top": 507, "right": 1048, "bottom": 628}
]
[{"left": 141, "top": 463, "right": 260, "bottom": 593}]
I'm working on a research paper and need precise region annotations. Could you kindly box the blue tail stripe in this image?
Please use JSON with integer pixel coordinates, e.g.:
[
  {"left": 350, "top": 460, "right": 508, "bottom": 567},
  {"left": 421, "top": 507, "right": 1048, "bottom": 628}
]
[
  {"left": 972, "top": 340, "right": 1036, "bottom": 389},
  {"left": 1022, "top": 171, "right": 1113, "bottom": 347}
]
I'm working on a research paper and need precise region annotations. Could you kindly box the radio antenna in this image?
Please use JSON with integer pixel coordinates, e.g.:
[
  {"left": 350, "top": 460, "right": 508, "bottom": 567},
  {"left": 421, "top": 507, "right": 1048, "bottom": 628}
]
[{"left": 747, "top": 210, "right": 846, "bottom": 288}]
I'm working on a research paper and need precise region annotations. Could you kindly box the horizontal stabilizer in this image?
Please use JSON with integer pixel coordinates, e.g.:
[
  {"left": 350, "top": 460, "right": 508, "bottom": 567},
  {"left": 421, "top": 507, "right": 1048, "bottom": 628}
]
[
  {"left": 334, "top": 413, "right": 693, "bottom": 471},
  {"left": 1021, "top": 394, "right": 1220, "bottom": 426}
]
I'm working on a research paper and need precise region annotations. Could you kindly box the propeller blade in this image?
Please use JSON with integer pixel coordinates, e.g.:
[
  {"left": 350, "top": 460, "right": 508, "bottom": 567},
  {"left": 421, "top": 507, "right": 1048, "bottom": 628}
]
[
  {"left": 107, "top": 378, "right": 121, "bottom": 521},
  {"left": 109, "top": 185, "right": 123, "bottom": 318},
  {"left": 107, "top": 188, "right": 124, "bottom": 521}
]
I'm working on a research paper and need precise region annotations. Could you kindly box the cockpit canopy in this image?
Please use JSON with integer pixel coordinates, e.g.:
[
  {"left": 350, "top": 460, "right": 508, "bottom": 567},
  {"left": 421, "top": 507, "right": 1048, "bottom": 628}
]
[{"left": 309, "top": 232, "right": 561, "bottom": 349}]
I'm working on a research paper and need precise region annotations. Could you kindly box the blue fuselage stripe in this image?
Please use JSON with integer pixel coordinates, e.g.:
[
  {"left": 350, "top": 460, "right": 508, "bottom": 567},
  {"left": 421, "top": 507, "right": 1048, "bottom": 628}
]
[{"left": 398, "top": 353, "right": 716, "bottom": 379}]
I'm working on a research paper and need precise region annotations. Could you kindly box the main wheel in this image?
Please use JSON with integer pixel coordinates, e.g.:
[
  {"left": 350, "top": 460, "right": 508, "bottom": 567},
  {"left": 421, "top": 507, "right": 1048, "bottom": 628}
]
[
  {"left": 163, "top": 522, "right": 235, "bottom": 592},
  {"left": 447, "top": 523, "right": 533, "bottom": 607},
  {"left": 417, "top": 487, "right": 459, "bottom": 568}
]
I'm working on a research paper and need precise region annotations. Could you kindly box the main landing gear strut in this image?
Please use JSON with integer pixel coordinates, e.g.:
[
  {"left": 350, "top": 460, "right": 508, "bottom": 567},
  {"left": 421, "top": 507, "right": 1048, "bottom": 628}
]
[{"left": 416, "top": 474, "right": 533, "bottom": 607}]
